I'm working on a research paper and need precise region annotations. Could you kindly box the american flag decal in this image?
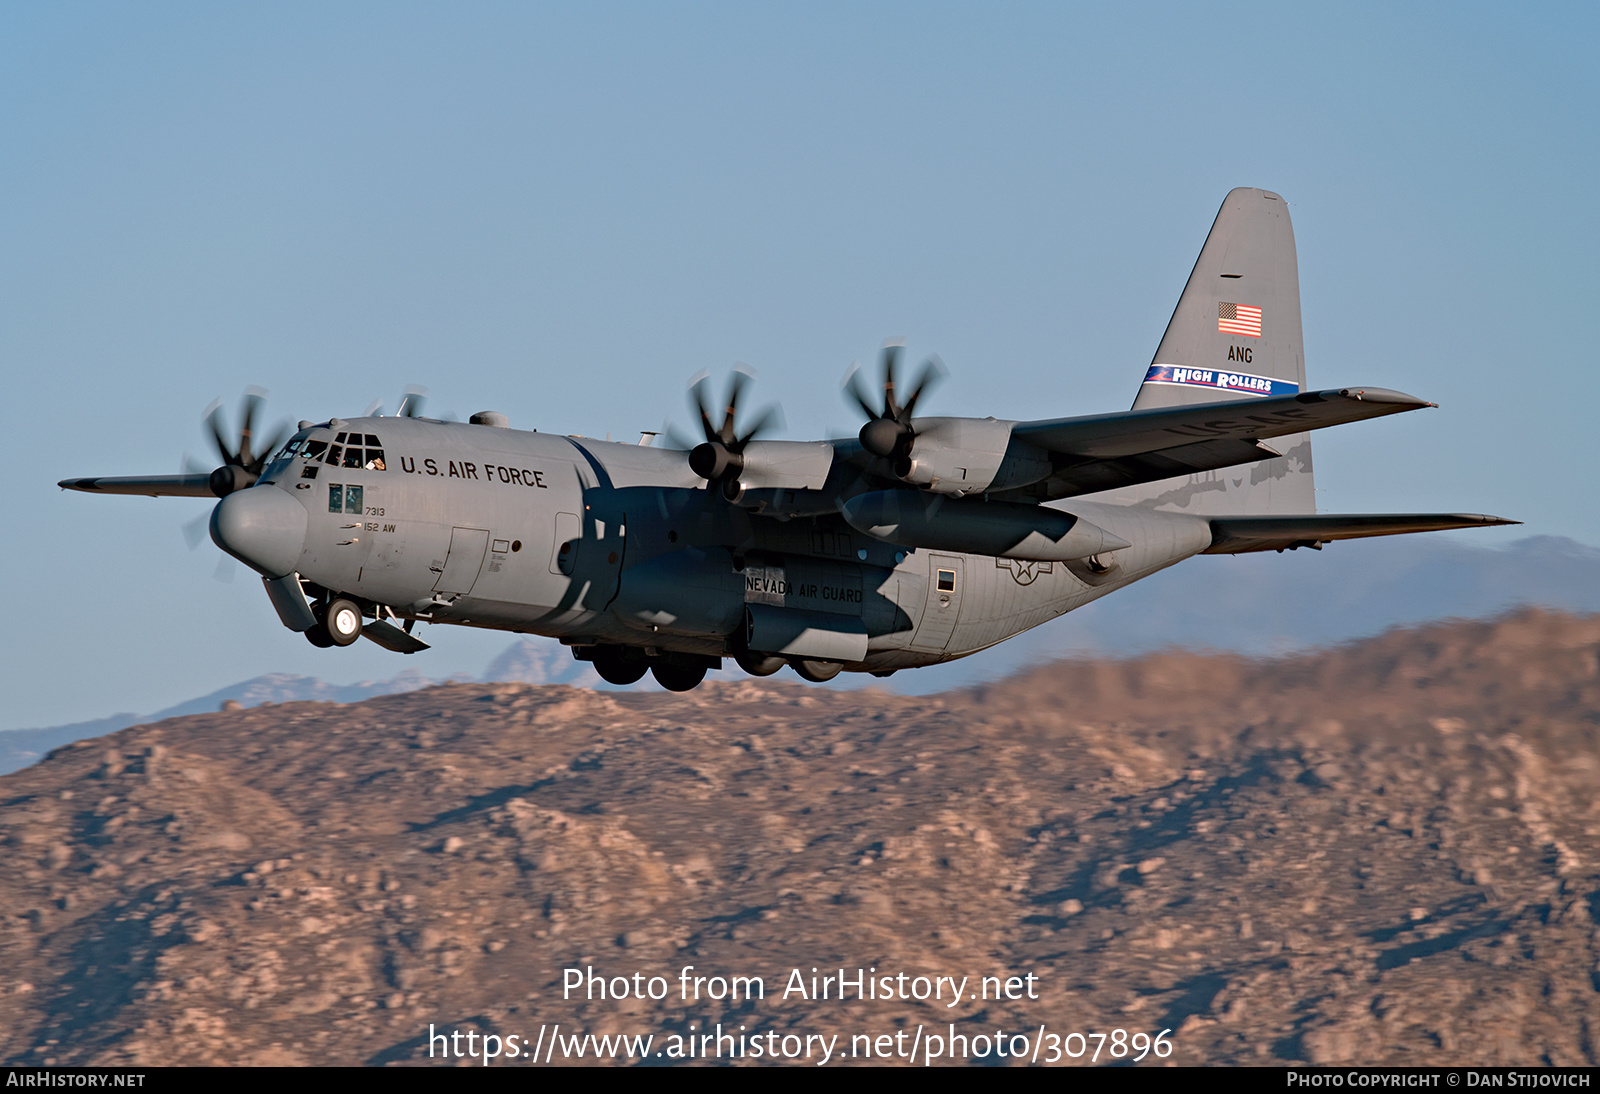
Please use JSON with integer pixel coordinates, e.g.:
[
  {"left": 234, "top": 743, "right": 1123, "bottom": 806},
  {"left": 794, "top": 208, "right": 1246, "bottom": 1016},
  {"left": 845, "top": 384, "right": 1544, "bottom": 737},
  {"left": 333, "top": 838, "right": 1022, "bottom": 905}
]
[{"left": 1218, "top": 302, "right": 1262, "bottom": 338}]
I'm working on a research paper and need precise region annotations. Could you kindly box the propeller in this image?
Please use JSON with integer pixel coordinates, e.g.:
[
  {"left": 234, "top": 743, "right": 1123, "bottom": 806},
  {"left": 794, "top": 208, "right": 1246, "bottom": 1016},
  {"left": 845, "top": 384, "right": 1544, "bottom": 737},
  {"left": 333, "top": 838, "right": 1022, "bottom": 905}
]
[
  {"left": 179, "top": 502, "right": 238, "bottom": 581},
  {"left": 684, "top": 368, "right": 783, "bottom": 499},
  {"left": 203, "top": 389, "right": 291, "bottom": 497},
  {"left": 843, "top": 341, "right": 945, "bottom": 461},
  {"left": 177, "top": 454, "right": 213, "bottom": 551},
  {"left": 396, "top": 385, "right": 427, "bottom": 418},
  {"left": 357, "top": 386, "right": 429, "bottom": 419}
]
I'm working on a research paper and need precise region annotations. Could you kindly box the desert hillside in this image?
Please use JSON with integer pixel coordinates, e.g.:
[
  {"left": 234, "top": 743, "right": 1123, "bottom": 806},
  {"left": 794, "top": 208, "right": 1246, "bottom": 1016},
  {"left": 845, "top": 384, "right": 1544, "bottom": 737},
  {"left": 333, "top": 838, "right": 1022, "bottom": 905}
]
[{"left": 1, "top": 610, "right": 1597, "bottom": 1066}]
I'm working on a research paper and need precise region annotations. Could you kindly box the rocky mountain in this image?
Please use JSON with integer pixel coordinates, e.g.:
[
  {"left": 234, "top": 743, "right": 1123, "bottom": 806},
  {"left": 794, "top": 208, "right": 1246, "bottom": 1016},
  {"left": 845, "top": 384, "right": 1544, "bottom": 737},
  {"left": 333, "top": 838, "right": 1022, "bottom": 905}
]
[
  {"left": 480, "top": 639, "right": 602, "bottom": 689},
  {"left": 0, "top": 670, "right": 459, "bottom": 777},
  {"left": 0, "top": 645, "right": 602, "bottom": 777},
  {"left": 1, "top": 609, "right": 1595, "bottom": 1066}
]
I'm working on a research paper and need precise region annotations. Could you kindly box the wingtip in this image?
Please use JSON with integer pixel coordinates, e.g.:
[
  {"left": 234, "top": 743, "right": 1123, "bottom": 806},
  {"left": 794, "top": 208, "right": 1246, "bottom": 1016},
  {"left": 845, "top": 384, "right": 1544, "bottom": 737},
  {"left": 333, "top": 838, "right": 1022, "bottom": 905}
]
[{"left": 1333, "top": 387, "right": 1434, "bottom": 408}]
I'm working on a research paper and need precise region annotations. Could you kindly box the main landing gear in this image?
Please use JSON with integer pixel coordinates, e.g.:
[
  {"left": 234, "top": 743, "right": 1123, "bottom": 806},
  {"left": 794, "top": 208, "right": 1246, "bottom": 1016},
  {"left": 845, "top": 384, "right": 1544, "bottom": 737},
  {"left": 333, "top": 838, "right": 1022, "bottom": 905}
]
[
  {"left": 733, "top": 635, "right": 845, "bottom": 682},
  {"left": 586, "top": 645, "right": 712, "bottom": 691},
  {"left": 790, "top": 659, "right": 842, "bottom": 682},
  {"left": 650, "top": 662, "right": 706, "bottom": 692},
  {"left": 591, "top": 645, "right": 648, "bottom": 685},
  {"left": 734, "top": 651, "right": 786, "bottom": 677}
]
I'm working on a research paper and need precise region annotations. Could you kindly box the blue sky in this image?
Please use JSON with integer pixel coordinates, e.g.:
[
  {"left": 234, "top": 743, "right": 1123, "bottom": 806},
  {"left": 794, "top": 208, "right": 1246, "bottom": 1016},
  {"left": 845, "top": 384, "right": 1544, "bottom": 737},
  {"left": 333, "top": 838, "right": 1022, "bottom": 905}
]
[{"left": 3, "top": 2, "right": 1595, "bottom": 730}]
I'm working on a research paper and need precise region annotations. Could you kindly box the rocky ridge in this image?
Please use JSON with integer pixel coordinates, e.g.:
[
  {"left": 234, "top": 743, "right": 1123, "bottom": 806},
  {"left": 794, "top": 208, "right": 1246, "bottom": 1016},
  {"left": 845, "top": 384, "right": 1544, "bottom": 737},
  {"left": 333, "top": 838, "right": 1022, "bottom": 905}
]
[{"left": 0, "top": 609, "right": 1596, "bottom": 1066}]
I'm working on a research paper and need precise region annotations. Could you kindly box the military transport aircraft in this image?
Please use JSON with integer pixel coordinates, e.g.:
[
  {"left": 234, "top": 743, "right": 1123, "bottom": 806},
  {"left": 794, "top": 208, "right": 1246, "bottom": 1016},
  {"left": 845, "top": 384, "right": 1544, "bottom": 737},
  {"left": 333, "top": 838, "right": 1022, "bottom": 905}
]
[{"left": 60, "top": 188, "right": 1513, "bottom": 691}]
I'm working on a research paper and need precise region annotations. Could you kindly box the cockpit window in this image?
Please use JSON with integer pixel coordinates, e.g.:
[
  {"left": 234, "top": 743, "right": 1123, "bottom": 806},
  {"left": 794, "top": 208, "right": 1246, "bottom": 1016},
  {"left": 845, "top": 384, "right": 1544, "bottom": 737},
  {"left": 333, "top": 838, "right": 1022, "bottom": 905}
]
[
  {"left": 273, "top": 439, "right": 302, "bottom": 461},
  {"left": 310, "top": 434, "right": 384, "bottom": 470}
]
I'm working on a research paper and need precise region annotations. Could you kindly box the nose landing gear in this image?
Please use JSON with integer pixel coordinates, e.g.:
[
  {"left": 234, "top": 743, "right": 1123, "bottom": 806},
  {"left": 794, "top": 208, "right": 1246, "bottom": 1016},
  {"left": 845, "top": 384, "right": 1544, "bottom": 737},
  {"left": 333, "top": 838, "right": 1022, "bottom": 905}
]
[{"left": 304, "top": 596, "right": 364, "bottom": 648}]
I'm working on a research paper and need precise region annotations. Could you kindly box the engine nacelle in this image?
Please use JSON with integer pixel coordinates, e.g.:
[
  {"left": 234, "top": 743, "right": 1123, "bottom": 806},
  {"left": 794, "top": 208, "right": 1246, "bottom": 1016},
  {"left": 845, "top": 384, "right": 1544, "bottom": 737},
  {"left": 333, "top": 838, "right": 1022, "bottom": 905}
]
[
  {"left": 689, "top": 440, "right": 835, "bottom": 492},
  {"left": 894, "top": 417, "right": 1051, "bottom": 495}
]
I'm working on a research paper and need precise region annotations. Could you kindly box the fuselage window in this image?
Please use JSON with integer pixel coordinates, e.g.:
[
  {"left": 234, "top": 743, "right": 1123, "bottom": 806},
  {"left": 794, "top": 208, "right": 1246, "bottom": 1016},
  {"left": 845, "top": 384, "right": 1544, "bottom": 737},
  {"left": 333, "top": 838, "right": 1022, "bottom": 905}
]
[
  {"left": 328, "top": 484, "right": 344, "bottom": 512},
  {"left": 936, "top": 568, "right": 956, "bottom": 592},
  {"left": 344, "top": 485, "right": 364, "bottom": 513}
]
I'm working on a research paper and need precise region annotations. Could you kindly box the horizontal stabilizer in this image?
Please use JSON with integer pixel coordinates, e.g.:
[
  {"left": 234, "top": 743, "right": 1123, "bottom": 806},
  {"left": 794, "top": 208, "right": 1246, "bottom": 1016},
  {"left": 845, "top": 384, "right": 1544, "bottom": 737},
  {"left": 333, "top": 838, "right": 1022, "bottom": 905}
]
[
  {"left": 58, "top": 474, "right": 216, "bottom": 498},
  {"left": 1204, "top": 513, "right": 1518, "bottom": 555},
  {"left": 362, "top": 618, "right": 431, "bottom": 654}
]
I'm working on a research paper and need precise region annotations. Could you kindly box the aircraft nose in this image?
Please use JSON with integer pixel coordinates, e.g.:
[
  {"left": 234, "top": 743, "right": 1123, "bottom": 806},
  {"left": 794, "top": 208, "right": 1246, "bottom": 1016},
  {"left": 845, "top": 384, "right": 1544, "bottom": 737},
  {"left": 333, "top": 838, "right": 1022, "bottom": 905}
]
[{"left": 210, "top": 486, "right": 308, "bottom": 578}]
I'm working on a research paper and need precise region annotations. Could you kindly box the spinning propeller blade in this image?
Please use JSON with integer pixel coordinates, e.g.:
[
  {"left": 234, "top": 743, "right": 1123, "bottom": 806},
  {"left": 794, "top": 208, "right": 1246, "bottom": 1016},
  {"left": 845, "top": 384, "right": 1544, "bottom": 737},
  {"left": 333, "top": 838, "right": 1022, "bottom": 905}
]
[
  {"left": 203, "top": 389, "right": 291, "bottom": 495},
  {"left": 843, "top": 341, "right": 945, "bottom": 459},
  {"left": 681, "top": 367, "right": 782, "bottom": 496}
]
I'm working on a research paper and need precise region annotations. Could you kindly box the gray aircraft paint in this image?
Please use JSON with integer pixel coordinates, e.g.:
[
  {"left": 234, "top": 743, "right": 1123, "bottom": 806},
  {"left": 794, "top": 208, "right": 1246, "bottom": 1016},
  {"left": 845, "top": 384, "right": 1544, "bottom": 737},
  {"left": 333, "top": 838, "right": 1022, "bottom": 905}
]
[{"left": 63, "top": 189, "right": 1514, "bottom": 687}]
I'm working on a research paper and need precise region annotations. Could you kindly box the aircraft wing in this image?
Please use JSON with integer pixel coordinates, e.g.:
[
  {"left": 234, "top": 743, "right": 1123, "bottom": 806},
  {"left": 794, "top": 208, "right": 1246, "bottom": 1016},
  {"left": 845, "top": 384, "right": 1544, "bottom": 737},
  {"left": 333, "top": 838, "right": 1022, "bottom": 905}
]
[
  {"left": 1009, "top": 387, "right": 1429, "bottom": 499},
  {"left": 57, "top": 474, "right": 216, "bottom": 498},
  {"left": 1203, "top": 513, "right": 1518, "bottom": 554}
]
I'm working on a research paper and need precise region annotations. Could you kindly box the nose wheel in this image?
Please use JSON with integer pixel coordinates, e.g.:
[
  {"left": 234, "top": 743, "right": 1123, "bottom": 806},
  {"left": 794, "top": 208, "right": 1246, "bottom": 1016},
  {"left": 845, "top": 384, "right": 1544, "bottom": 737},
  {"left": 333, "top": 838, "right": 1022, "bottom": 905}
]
[
  {"left": 324, "top": 598, "right": 364, "bottom": 645},
  {"left": 305, "top": 597, "right": 364, "bottom": 647}
]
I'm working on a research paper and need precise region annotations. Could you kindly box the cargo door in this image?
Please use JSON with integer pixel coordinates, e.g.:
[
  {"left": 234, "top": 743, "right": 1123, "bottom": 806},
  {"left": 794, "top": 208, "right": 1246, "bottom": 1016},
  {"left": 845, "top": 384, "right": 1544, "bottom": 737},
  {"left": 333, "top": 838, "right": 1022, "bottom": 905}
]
[
  {"left": 433, "top": 527, "right": 489, "bottom": 595},
  {"left": 909, "top": 554, "right": 964, "bottom": 652}
]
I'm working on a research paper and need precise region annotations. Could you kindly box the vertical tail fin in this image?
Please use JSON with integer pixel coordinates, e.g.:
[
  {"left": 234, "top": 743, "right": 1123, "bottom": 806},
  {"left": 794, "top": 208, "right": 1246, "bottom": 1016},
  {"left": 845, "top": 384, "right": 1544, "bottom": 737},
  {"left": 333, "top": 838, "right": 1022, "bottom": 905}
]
[{"left": 1113, "top": 187, "right": 1315, "bottom": 515}]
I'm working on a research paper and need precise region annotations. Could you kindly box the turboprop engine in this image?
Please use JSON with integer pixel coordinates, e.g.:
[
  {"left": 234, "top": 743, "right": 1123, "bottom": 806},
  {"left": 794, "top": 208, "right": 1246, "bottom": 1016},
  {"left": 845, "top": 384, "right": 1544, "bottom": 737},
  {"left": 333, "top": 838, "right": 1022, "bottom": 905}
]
[{"left": 840, "top": 490, "right": 1130, "bottom": 562}]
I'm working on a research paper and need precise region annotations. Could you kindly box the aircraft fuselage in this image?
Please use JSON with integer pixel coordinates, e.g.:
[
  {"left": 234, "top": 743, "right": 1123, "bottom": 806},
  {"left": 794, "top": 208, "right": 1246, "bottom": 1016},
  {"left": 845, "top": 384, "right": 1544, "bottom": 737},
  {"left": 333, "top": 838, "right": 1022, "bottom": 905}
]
[{"left": 220, "top": 414, "right": 1213, "bottom": 676}]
